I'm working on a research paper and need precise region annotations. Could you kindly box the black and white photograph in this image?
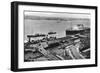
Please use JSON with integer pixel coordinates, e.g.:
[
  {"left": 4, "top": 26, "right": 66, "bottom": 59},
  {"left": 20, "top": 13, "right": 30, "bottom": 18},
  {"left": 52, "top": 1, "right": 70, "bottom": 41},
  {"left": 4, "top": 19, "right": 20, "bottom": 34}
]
[
  {"left": 11, "top": 1, "right": 97, "bottom": 71},
  {"left": 24, "top": 11, "right": 90, "bottom": 62}
]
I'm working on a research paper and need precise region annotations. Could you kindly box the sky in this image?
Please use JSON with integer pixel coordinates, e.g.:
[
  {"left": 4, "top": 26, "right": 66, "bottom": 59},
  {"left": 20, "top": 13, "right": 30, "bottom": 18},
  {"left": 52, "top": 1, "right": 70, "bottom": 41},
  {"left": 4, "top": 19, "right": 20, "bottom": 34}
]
[
  {"left": 24, "top": 11, "right": 90, "bottom": 19},
  {"left": 24, "top": 11, "right": 90, "bottom": 41}
]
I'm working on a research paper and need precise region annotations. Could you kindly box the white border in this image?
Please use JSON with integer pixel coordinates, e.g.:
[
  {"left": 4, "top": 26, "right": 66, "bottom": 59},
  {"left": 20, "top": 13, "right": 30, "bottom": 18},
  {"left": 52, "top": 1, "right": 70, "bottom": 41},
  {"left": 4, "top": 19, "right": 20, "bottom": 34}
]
[{"left": 18, "top": 5, "right": 95, "bottom": 68}]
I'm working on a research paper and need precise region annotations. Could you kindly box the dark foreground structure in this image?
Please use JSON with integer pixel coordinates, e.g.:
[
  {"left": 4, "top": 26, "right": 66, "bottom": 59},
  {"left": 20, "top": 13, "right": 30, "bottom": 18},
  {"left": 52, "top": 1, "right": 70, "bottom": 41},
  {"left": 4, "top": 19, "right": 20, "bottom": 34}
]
[{"left": 24, "top": 25, "right": 90, "bottom": 62}]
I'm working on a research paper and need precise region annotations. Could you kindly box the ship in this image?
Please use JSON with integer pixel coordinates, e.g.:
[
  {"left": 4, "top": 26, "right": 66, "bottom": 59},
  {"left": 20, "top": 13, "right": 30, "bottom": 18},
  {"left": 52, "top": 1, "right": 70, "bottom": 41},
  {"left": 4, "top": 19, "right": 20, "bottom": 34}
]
[{"left": 66, "top": 24, "right": 90, "bottom": 36}]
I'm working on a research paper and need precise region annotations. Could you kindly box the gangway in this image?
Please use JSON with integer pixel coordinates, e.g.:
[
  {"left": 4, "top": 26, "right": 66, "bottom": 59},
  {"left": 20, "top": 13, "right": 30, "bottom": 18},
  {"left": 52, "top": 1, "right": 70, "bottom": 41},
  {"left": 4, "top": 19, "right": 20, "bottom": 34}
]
[{"left": 65, "top": 43, "right": 85, "bottom": 59}]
